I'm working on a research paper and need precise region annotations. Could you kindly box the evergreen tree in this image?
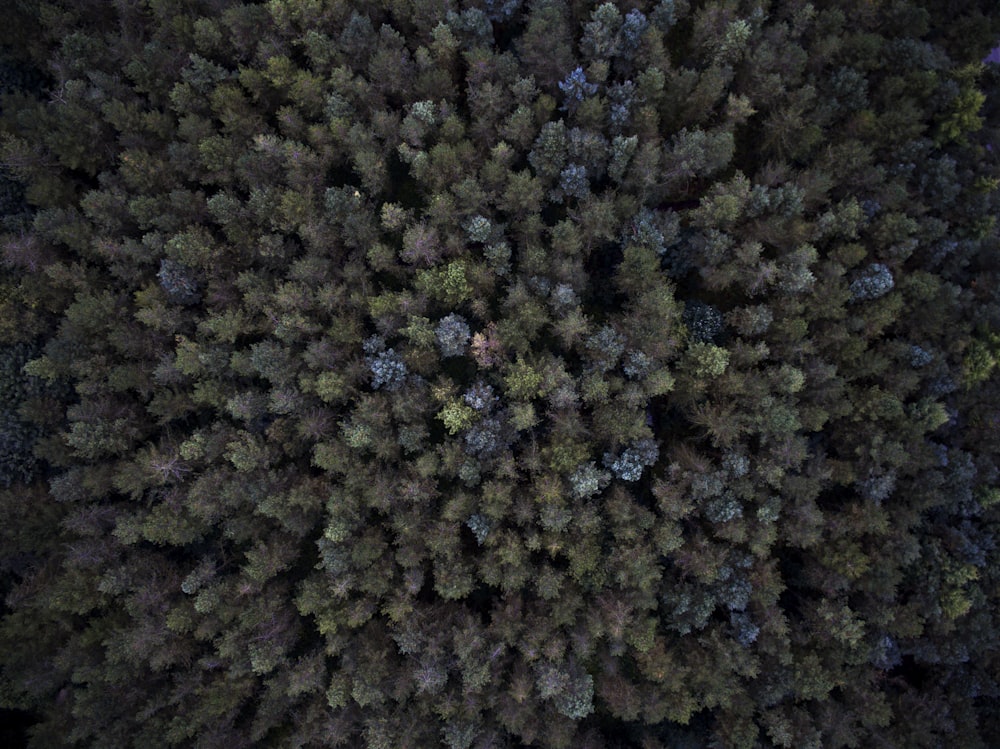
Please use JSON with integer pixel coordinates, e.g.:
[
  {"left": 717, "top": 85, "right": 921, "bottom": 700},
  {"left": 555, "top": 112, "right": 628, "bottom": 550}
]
[{"left": 1, "top": 1, "right": 999, "bottom": 747}]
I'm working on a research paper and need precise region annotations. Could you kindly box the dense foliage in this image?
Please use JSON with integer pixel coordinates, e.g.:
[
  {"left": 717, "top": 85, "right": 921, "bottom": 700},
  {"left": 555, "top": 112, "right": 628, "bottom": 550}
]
[{"left": 1, "top": 1, "right": 1000, "bottom": 747}]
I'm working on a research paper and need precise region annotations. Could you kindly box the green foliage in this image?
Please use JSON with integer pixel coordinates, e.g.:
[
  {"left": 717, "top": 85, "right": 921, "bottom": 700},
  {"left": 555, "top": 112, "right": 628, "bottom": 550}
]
[
  {"left": 2, "top": 1, "right": 1000, "bottom": 748},
  {"left": 936, "top": 64, "right": 987, "bottom": 145},
  {"left": 503, "top": 356, "right": 544, "bottom": 400},
  {"left": 685, "top": 342, "right": 730, "bottom": 379},
  {"left": 962, "top": 329, "right": 1000, "bottom": 387},
  {"left": 414, "top": 260, "right": 473, "bottom": 305},
  {"left": 437, "top": 398, "right": 476, "bottom": 435}
]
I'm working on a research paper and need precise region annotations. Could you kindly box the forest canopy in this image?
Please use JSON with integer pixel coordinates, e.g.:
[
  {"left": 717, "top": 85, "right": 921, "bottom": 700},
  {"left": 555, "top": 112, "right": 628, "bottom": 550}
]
[{"left": 1, "top": 1, "right": 1000, "bottom": 747}]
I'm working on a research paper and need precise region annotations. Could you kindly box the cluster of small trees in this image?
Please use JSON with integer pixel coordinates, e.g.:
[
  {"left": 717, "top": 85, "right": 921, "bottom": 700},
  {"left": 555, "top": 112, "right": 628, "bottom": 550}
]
[{"left": 1, "top": 1, "right": 999, "bottom": 747}]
